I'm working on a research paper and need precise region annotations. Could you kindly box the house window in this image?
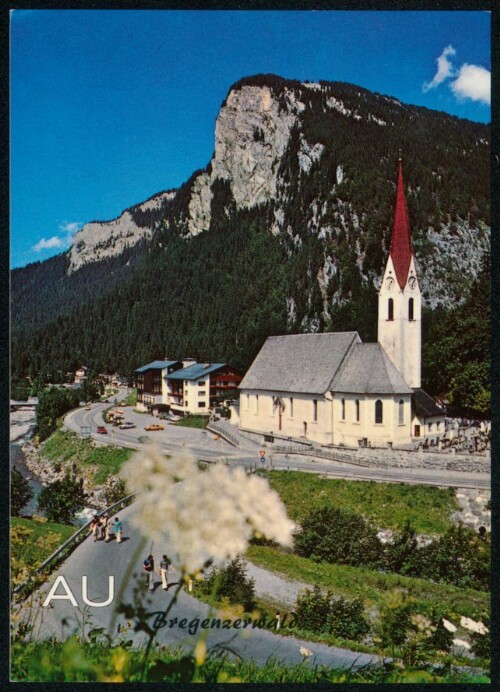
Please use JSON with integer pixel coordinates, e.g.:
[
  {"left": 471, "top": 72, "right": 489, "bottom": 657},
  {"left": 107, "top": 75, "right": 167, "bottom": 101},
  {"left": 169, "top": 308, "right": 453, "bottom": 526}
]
[
  {"left": 341, "top": 398, "right": 345, "bottom": 420},
  {"left": 399, "top": 399, "right": 404, "bottom": 425},
  {"left": 414, "top": 424, "right": 421, "bottom": 437},
  {"left": 290, "top": 397, "right": 294, "bottom": 417},
  {"left": 198, "top": 391, "right": 206, "bottom": 396},
  {"left": 255, "top": 395, "right": 259, "bottom": 413},
  {"left": 246, "top": 394, "right": 250, "bottom": 409},
  {"left": 375, "top": 399, "right": 383, "bottom": 424},
  {"left": 408, "top": 298, "right": 414, "bottom": 321},
  {"left": 437, "top": 421, "right": 440, "bottom": 431},
  {"left": 198, "top": 381, "right": 205, "bottom": 386},
  {"left": 388, "top": 298, "right": 394, "bottom": 321},
  {"left": 198, "top": 402, "right": 206, "bottom": 408},
  {"left": 313, "top": 399, "right": 318, "bottom": 422},
  {"left": 355, "top": 399, "right": 360, "bottom": 422}
]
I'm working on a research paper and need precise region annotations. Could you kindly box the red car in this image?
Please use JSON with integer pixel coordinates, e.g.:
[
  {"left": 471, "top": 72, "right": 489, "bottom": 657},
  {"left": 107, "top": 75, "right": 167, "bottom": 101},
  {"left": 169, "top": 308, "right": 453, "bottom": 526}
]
[{"left": 97, "top": 426, "right": 108, "bottom": 434}]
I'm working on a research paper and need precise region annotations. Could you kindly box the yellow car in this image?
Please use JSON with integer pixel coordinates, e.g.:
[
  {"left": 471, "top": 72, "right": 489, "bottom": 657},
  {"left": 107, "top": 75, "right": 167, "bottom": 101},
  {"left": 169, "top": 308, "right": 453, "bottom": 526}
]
[{"left": 144, "top": 424, "right": 165, "bottom": 431}]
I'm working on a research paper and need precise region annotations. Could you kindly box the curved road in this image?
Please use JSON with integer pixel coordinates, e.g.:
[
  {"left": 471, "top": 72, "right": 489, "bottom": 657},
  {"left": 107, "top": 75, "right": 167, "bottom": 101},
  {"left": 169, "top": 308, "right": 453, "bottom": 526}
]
[
  {"left": 64, "top": 402, "right": 490, "bottom": 489},
  {"left": 23, "top": 501, "right": 378, "bottom": 670}
]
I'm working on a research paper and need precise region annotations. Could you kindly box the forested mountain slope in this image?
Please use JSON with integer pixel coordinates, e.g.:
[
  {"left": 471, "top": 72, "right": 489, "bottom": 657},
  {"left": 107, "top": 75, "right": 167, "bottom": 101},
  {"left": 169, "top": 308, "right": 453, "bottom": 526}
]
[{"left": 11, "top": 75, "right": 490, "bottom": 413}]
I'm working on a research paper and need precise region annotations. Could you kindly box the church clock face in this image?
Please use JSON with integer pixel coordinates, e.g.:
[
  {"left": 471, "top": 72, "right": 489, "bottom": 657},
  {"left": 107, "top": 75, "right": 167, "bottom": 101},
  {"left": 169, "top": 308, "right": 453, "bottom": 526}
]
[
  {"left": 408, "top": 277, "right": 417, "bottom": 290},
  {"left": 385, "top": 277, "right": 395, "bottom": 291}
]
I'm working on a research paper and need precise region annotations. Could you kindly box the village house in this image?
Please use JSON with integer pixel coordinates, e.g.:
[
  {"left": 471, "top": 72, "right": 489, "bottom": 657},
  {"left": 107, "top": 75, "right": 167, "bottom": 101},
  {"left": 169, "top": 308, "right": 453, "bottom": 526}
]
[
  {"left": 74, "top": 366, "right": 89, "bottom": 384},
  {"left": 135, "top": 359, "right": 242, "bottom": 415},
  {"left": 238, "top": 158, "right": 445, "bottom": 448}
]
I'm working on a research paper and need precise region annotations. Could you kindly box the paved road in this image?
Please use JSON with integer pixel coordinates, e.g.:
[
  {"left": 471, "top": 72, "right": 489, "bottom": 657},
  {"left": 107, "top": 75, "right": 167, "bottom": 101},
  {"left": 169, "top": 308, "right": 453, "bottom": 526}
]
[
  {"left": 23, "top": 502, "right": 378, "bottom": 669},
  {"left": 64, "top": 404, "right": 490, "bottom": 489}
]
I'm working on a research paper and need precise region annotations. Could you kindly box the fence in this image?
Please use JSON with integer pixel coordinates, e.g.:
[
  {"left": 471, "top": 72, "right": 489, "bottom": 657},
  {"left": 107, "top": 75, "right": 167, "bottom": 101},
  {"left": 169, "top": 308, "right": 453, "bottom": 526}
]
[
  {"left": 272, "top": 444, "right": 373, "bottom": 467},
  {"left": 206, "top": 422, "right": 240, "bottom": 448},
  {"left": 13, "top": 493, "right": 137, "bottom": 598}
]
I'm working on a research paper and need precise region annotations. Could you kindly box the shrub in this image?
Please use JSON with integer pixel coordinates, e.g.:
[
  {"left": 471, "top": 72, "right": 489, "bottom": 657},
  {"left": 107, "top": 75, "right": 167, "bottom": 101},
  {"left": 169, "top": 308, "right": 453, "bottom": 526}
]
[
  {"left": 469, "top": 614, "right": 490, "bottom": 659},
  {"left": 382, "top": 521, "right": 420, "bottom": 574},
  {"left": 294, "top": 585, "right": 371, "bottom": 641},
  {"left": 407, "top": 524, "right": 490, "bottom": 590},
  {"left": 198, "top": 556, "right": 256, "bottom": 611},
  {"left": 294, "top": 505, "right": 382, "bottom": 568},
  {"left": 37, "top": 472, "right": 86, "bottom": 524},
  {"left": 11, "top": 467, "right": 34, "bottom": 516}
]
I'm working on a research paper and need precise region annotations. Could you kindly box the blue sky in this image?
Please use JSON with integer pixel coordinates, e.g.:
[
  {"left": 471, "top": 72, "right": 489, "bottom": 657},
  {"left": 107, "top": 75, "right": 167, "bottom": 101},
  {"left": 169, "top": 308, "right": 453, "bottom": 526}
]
[{"left": 10, "top": 9, "right": 491, "bottom": 268}]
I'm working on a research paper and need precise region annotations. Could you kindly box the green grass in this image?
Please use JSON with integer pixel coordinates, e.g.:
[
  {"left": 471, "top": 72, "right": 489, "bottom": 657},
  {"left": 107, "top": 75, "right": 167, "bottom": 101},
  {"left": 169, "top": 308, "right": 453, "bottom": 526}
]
[
  {"left": 261, "top": 470, "right": 457, "bottom": 534},
  {"left": 246, "top": 545, "right": 489, "bottom": 621},
  {"left": 11, "top": 517, "right": 75, "bottom": 569},
  {"left": 172, "top": 415, "right": 209, "bottom": 429},
  {"left": 10, "top": 638, "right": 490, "bottom": 683},
  {"left": 121, "top": 388, "right": 137, "bottom": 406},
  {"left": 41, "top": 429, "right": 134, "bottom": 484}
]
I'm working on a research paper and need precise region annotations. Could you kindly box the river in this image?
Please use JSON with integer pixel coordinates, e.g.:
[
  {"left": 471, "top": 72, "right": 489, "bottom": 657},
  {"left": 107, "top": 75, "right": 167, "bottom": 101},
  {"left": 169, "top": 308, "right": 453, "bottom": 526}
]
[{"left": 10, "top": 409, "right": 42, "bottom": 515}]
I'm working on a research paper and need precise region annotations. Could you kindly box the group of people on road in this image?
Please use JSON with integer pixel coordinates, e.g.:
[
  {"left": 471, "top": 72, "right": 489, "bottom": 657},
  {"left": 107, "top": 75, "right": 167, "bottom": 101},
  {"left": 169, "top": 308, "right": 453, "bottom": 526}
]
[
  {"left": 89, "top": 514, "right": 123, "bottom": 543},
  {"left": 143, "top": 553, "right": 171, "bottom": 591}
]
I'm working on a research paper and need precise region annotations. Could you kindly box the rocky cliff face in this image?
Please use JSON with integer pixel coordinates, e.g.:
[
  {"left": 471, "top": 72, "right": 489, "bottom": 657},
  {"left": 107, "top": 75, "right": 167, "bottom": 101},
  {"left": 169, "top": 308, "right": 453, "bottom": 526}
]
[
  {"left": 66, "top": 75, "right": 490, "bottom": 312},
  {"left": 68, "top": 190, "right": 176, "bottom": 273}
]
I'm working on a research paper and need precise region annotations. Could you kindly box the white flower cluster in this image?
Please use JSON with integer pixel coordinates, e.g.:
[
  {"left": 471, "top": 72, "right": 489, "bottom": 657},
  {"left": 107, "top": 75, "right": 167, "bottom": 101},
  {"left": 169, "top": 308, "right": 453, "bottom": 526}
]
[
  {"left": 460, "top": 616, "right": 488, "bottom": 635},
  {"left": 120, "top": 446, "right": 294, "bottom": 574}
]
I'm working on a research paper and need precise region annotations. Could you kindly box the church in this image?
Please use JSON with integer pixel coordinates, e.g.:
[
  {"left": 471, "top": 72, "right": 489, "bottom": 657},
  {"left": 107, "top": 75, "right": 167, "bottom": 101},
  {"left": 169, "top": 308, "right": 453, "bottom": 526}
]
[{"left": 238, "top": 158, "right": 445, "bottom": 448}]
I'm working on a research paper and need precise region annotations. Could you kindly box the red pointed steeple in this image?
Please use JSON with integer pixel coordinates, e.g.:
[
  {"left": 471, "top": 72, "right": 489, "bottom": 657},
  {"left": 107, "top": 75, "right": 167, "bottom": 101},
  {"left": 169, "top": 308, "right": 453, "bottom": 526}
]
[{"left": 389, "top": 157, "right": 413, "bottom": 288}]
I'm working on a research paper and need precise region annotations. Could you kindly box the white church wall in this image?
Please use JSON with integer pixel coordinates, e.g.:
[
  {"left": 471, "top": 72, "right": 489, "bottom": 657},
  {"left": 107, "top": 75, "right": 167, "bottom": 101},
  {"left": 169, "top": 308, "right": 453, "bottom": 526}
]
[
  {"left": 332, "top": 393, "right": 412, "bottom": 447},
  {"left": 239, "top": 390, "right": 333, "bottom": 444}
]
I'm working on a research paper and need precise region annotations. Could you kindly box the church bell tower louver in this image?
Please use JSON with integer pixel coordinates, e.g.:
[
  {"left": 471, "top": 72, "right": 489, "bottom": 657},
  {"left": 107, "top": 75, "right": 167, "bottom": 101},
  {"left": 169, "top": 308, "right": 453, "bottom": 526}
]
[{"left": 378, "top": 156, "right": 421, "bottom": 388}]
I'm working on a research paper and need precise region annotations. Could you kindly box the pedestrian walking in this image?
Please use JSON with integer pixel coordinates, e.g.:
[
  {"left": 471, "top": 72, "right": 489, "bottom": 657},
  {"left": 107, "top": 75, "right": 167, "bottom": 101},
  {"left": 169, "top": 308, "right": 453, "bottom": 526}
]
[
  {"left": 100, "top": 514, "right": 109, "bottom": 541},
  {"left": 89, "top": 515, "right": 99, "bottom": 542},
  {"left": 113, "top": 517, "right": 123, "bottom": 543},
  {"left": 143, "top": 554, "right": 155, "bottom": 590},
  {"left": 159, "top": 554, "right": 170, "bottom": 590}
]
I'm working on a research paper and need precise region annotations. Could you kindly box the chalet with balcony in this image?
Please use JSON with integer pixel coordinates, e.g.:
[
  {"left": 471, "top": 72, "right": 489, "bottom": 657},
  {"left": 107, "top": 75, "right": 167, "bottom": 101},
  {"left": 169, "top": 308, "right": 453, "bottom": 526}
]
[
  {"left": 165, "top": 363, "right": 243, "bottom": 415},
  {"left": 135, "top": 360, "right": 183, "bottom": 411}
]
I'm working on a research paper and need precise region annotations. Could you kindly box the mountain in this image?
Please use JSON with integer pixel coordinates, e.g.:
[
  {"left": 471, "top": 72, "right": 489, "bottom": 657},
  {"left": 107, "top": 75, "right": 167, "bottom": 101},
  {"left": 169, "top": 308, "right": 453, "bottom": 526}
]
[{"left": 11, "top": 74, "right": 490, "bottom": 409}]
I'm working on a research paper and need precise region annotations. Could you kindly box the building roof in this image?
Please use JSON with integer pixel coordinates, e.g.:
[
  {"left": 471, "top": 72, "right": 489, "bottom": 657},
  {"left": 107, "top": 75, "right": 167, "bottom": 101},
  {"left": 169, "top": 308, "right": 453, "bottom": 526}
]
[
  {"left": 412, "top": 388, "right": 445, "bottom": 418},
  {"left": 330, "top": 343, "right": 413, "bottom": 394},
  {"left": 135, "top": 360, "right": 179, "bottom": 373},
  {"left": 165, "top": 363, "right": 226, "bottom": 381},
  {"left": 239, "top": 332, "right": 360, "bottom": 394},
  {"left": 390, "top": 159, "right": 413, "bottom": 289}
]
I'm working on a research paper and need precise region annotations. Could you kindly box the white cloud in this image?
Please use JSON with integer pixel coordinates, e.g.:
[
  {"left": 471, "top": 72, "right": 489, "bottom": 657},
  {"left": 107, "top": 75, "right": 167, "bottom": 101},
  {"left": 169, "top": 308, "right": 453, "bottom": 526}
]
[
  {"left": 423, "top": 45, "right": 456, "bottom": 92},
  {"left": 33, "top": 236, "right": 66, "bottom": 252},
  {"left": 450, "top": 63, "right": 491, "bottom": 105},
  {"left": 32, "top": 220, "right": 83, "bottom": 253},
  {"left": 59, "top": 221, "right": 81, "bottom": 235}
]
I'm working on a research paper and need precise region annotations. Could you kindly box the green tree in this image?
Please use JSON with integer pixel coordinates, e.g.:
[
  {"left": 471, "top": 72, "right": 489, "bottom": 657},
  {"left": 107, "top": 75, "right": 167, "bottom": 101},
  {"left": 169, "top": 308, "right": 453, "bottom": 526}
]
[
  {"left": 294, "top": 505, "right": 382, "bottom": 568},
  {"left": 11, "top": 467, "right": 34, "bottom": 516},
  {"left": 294, "top": 586, "right": 370, "bottom": 641},
  {"left": 199, "top": 556, "right": 256, "bottom": 611},
  {"left": 37, "top": 473, "right": 86, "bottom": 524},
  {"left": 35, "top": 387, "right": 80, "bottom": 441}
]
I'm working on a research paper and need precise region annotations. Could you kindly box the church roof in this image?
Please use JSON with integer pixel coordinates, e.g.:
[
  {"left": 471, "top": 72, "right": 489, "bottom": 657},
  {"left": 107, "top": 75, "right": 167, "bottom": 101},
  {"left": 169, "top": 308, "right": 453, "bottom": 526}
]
[
  {"left": 412, "top": 388, "right": 445, "bottom": 418},
  {"left": 239, "top": 332, "right": 360, "bottom": 394},
  {"left": 390, "top": 159, "right": 413, "bottom": 289},
  {"left": 331, "top": 343, "right": 413, "bottom": 394}
]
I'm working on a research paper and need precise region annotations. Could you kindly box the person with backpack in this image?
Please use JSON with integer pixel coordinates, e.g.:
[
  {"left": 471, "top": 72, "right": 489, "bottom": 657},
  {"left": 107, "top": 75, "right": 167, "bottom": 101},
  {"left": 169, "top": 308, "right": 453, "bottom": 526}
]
[
  {"left": 143, "top": 554, "right": 155, "bottom": 590},
  {"left": 159, "top": 554, "right": 170, "bottom": 590}
]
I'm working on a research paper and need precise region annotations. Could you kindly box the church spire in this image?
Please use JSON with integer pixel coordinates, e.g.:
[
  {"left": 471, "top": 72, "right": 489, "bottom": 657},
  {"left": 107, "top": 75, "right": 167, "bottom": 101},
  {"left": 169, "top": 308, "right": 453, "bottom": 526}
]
[{"left": 389, "top": 156, "right": 413, "bottom": 289}]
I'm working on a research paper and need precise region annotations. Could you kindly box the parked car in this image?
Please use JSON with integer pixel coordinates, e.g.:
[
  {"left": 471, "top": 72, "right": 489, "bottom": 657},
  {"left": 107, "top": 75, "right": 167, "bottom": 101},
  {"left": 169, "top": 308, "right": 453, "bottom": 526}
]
[
  {"left": 119, "top": 422, "right": 136, "bottom": 429},
  {"left": 97, "top": 426, "right": 108, "bottom": 434},
  {"left": 144, "top": 424, "right": 164, "bottom": 431},
  {"left": 85, "top": 406, "right": 92, "bottom": 410}
]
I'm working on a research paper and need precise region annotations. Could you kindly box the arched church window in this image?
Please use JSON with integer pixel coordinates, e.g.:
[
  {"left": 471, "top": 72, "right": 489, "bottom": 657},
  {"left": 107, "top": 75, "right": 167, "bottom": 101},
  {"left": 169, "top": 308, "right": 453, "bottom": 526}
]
[
  {"left": 341, "top": 398, "right": 345, "bottom": 420},
  {"left": 355, "top": 399, "right": 360, "bottom": 422},
  {"left": 399, "top": 399, "right": 404, "bottom": 425},
  {"left": 388, "top": 299, "right": 394, "bottom": 321},
  {"left": 408, "top": 298, "right": 414, "bottom": 321},
  {"left": 375, "top": 399, "right": 383, "bottom": 424}
]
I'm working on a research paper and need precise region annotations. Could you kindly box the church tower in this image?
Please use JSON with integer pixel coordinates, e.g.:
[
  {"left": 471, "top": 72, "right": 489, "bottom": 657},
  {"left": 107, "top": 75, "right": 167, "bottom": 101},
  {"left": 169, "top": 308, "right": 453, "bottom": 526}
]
[{"left": 378, "top": 157, "right": 421, "bottom": 388}]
